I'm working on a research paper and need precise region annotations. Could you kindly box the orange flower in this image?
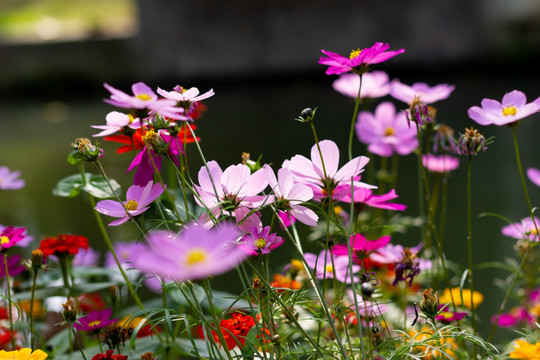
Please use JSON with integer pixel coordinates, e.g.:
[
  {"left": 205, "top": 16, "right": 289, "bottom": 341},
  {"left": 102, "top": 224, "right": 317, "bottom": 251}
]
[
  {"left": 509, "top": 339, "right": 540, "bottom": 359},
  {"left": 406, "top": 327, "right": 456, "bottom": 359}
]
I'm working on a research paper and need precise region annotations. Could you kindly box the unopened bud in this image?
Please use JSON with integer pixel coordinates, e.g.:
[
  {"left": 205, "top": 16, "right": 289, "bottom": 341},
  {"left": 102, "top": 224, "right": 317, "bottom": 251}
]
[
  {"left": 62, "top": 299, "right": 77, "bottom": 323},
  {"left": 295, "top": 107, "right": 317, "bottom": 123},
  {"left": 419, "top": 288, "right": 440, "bottom": 318},
  {"left": 361, "top": 282, "right": 375, "bottom": 298},
  {"left": 31, "top": 249, "right": 43, "bottom": 269}
]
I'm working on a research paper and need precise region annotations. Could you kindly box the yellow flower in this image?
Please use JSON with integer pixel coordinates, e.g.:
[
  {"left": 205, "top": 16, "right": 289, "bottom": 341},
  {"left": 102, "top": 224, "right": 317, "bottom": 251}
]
[
  {"left": 406, "top": 327, "right": 456, "bottom": 359},
  {"left": 438, "top": 287, "right": 484, "bottom": 309},
  {"left": 0, "top": 348, "right": 48, "bottom": 360},
  {"left": 509, "top": 339, "right": 540, "bottom": 360}
]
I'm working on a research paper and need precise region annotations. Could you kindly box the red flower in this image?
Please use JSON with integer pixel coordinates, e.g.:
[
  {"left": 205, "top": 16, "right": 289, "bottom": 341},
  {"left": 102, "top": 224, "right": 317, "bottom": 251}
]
[
  {"left": 91, "top": 350, "right": 127, "bottom": 360},
  {"left": 38, "top": 234, "right": 89, "bottom": 258},
  {"left": 78, "top": 292, "right": 109, "bottom": 313},
  {"left": 0, "top": 326, "right": 16, "bottom": 350},
  {"left": 197, "top": 312, "right": 255, "bottom": 350}
]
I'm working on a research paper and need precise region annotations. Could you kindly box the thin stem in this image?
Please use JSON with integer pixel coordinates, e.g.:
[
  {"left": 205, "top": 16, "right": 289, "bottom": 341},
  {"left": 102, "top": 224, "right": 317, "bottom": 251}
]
[
  {"left": 201, "top": 279, "right": 234, "bottom": 360},
  {"left": 348, "top": 74, "right": 363, "bottom": 161},
  {"left": 30, "top": 269, "right": 38, "bottom": 349},
  {"left": 466, "top": 156, "right": 478, "bottom": 336},
  {"left": 3, "top": 253, "right": 15, "bottom": 349},
  {"left": 70, "top": 326, "right": 88, "bottom": 360}
]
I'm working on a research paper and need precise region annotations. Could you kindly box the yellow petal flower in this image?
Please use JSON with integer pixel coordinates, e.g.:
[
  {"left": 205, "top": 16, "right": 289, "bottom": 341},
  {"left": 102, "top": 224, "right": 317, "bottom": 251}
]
[
  {"left": 509, "top": 339, "right": 540, "bottom": 360},
  {"left": 0, "top": 348, "right": 48, "bottom": 360},
  {"left": 438, "top": 287, "right": 484, "bottom": 309}
]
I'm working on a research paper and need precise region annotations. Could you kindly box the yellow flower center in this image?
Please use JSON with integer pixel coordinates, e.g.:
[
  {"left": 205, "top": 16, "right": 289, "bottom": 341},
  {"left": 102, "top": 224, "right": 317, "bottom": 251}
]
[
  {"left": 502, "top": 105, "right": 517, "bottom": 116},
  {"left": 128, "top": 114, "right": 135, "bottom": 124},
  {"left": 0, "top": 236, "right": 9, "bottom": 245},
  {"left": 125, "top": 199, "right": 138, "bottom": 211},
  {"left": 291, "top": 259, "right": 303, "bottom": 271},
  {"left": 349, "top": 48, "right": 362, "bottom": 59},
  {"left": 186, "top": 249, "right": 207, "bottom": 265},
  {"left": 325, "top": 265, "right": 334, "bottom": 273},
  {"left": 142, "top": 130, "right": 157, "bottom": 144},
  {"left": 385, "top": 127, "right": 395, "bottom": 136},
  {"left": 254, "top": 238, "right": 267, "bottom": 249},
  {"left": 334, "top": 206, "right": 343, "bottom": 215},
  {"left": 88, "top": 320, "right": 102, "bottom": 328},
  {"left": 136, "top": 93, "right": 152, "bottom": 101}
]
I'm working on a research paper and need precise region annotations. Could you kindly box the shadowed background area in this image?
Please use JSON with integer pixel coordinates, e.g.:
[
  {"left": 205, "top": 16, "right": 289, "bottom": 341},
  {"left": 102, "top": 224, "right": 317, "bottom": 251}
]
[{"left": 1, "top": 0, "right": 540, "bottom": 342}]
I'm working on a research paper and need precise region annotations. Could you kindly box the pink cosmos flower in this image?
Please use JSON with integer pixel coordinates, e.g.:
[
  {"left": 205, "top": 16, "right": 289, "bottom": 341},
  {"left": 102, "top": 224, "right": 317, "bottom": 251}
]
[
  {"left": 369, "top": 243, "right": 432, "bottom": 270},
  {"left": 74, "top": 308, "right": 118, "bottom": 331},
  {"left": 0, "top": 254, "right": 25, "bottom": 278},
  {"left": 240, "top": 226, "right": 284, "bottom": 255},
  {"left": 92, "top": 111, "right": 141, "bottom": 137},
  {"left": 103, "top": 82, "right": 187, "bottom": 120},
  {"left": 501, "top": 216, "right": 540, "bottom": 242},
  {"left": 304, "top": 250, "right": 360, "bottom": 283},
  {"left": 340, "top": 187, "right": 407, "bottom": 211},
  {"left": 0, "top": 166, "right": 25, "bottom": 190},
  {"left": 390, "top": 81, "right": 455, "bottom": 104},
  {"left": 0, "top": 225, "right": 32, "bottom": 247},
  {"left": 435, "top": 304, "right": 467, "bottom": 323},
  {"left": 332, "top": 234, "right": 391, "bottom": 259},
  {"left": 467, "top": 90, "right": 540, "bottom": 126},
  {"left": 94, "top": 181, "right": 165, "bottom": 226},
  {"left": 422, "top": 154, "right": 460, "bottom": 173},
  {"left": 0, "top": 226, "right": 28, "bottom": 250},
  {"left": 157, "top": 86, "right": 215, "bottom": 103},
  {"left": 527, "top": 167, "right": 540, "bottom": 187},
  {"left": 319, "top": 42, "right": 405, "bottom": 75},
  {"left": 285, "top": 139, "right": 375, "bottom": 202},
  {"left": 133, "top": 223, "right": 248, "bottom": 282},
  {"left": 264, "top": 165, "right": 318, "bottom": 226},
  {"left": 356, "top": 101, "right": 418, "bottom": 157},
  {"left": 193, "top": 161, "right": 268, "bottom": 231},
  {"left": 332, "top": 71, "right": 391, "bottom": 99}
]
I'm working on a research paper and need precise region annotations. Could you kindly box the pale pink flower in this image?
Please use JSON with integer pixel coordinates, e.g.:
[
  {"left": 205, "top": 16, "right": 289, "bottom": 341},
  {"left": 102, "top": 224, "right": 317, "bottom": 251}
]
[
  {"left": 468, "top": 90, "right": 540, "bottom": 126},
  {"left": 0, "top": 166, "right": 25, "bottom": 190},
  {"left": 157, "top": 86, "right": 215, "bottom": 103},
  {"left": 422, "top": 154, "right": 460, "bottom": 173},
  {"left": 285, "top": 139, "right": 375, "bottom": 201},
  {"left": 390, "top": 81, "right": 455, "bottom": 104},
  {"left": 92, "top": 111, "right": 141, "bottom": 137},
  {"left": 304, "top": 250, "right": 360, "bottom": 283},
  {"left": 332, "top": 71, "right": 390, "bottom": 99},
  {"left": 527, "top": 167, "right": 540, "bottom": 187},
  {"left": 369, "top": 243, "right": 432, "bottom": 271},
  {"left": 356, "top": 101, "right": 418, "bottom": 157},
  {"left": 264, "top": 165, "right": 318, "bottom": 226},
  {"left": 501, "top": 216, "right": 540, "bottom": 242}
]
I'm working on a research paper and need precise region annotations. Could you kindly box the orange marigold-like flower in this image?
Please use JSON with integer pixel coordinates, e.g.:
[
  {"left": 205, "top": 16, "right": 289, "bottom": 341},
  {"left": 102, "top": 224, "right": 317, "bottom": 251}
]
[{"left": 509, "top": 339, "right": 540, "bottom": 359}]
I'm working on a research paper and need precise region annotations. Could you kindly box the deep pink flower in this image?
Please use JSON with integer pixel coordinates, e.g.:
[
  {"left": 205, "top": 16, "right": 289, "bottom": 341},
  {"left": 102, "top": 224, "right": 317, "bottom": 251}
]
[
  {"left": 390, "top": 81, "right": 455, "bottom": 105},
  {"left": 340, "top": 187, "right": 406, "bottom": 211},
  {"left": 264, "top": 165, "right": 318, "bottom": 226},
  {"left": 527, "top": 167, "right": 540, "bottom": 187},
  {"left": 240, "top": 226, "right": 284, "bottom": 255},
  {"left": 92, "top": 111, "right": 141, "bottom": 137},
  {"left": 501, "top": 216, "right": 540, "bottom": 242},
  {"left": 74, "top": 308, "right": 118, "bottom": 331},
  {"left": 304, "top": 250, "right": 360, "bottom": 283},
  {"left": 332, "top": 234, "right": 391, "bottom": 259},
  {"left": 94, "top": 181, "right": 165, "bottom": 226},
  {"left": 0, "top": 226, "right": 28, "bottom": 250},
  {"left": 356, "top": 101, "right": 418, "bottom": 157},
  {"left": 332, "top": 71, "right": 391, "bottom": 99},
  {"left": 0, "top": 225, "right": 32, "bottom": 247},
  {"left": 435, "top": 304, "right": 467, "bottom": 323},
  {"left": 467, "top": 90, "right": 540, "bottom": 126},
  {"left": 133, "top": 223, "right": 248, "bottom": 282},
  {"left": 422, "top": 154, "right": 460, "bottom": 173},
  {"left": 0, "top": 254, "right": 25, "bottom": 278},
  {"left": 103, "top": 82, "right": 187, "bottom": 120},
  {"left": 193, "top": 161, "right": 268, "bottom": 231},
  {"left": 0, "top": 166, "right": 25, "bottom": 190},
  {"left": 319, "top": 42, "right": 405, "bottom": 75},
  {"left": 285, "top": 139, "right": 374, "bottom": 201}
]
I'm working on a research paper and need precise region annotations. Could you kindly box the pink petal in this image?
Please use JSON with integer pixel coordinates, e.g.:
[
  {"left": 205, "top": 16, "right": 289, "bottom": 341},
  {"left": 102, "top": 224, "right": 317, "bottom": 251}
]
[{"left": 311, "top": 140, "right": 339, "bottom": 178}]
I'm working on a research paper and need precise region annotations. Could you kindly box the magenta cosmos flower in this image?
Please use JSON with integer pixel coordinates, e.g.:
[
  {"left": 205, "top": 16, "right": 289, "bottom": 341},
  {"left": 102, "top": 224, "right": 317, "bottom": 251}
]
[
  {"left": 104, "top": 82, "right": 187, "bottom": 120},
  {"left": 319, "top": 42, "right": 405, "bottom": 75},
  {"left": 74, "top": 308, "right": 118, "bottom": 331},
  {"left": 332, "top": 71, "right": 391, "bottom": 99},
  {"left": 0, "top": 226, "right": 28, "bottom": 250},
  {"left": 332, "top": 234, "right": 391, "bottom": 260},
  {"left": 92, "top": 111, "right": 141, "bottom": 137},
  {"left": 0, "top": 254, "right": 25, "bottom": 278},
  {"left": 94, "top": 181, "right": 165, "bottom": 226},
  {"left": 264, "top": 165, "right": 318, "bottom": 226},
  {"left": 0, "top": 166, "right": 25, "bottom": 190},
  {"left": 340, "top": 186, "right": 406, "bottom": 211},
  {"left": 356, "top": 101, "right": 418, "bottom": 157},
  {"left": 304, "top": 250, "right": 360, "bottom": 283},
  {"left": 285, "top": 139, "right": 375, "bottom": 201},
  {"left": 468, "top": 90, "right": 540, "bottom": 126},
  {"left": 422, "top": 154, "right": 460, "bottom": 173},
  {"left": 193, "top": 161, "right": 268, "bottom": 231},
  {"left": 240, "top": 226, "right": 284, "bottom": 255},
  {"left": 501, "top": 216, "right": 540, "bottom": 242},
  {"left": 133, "top": 223, "right": 248, "bottom": 282}
]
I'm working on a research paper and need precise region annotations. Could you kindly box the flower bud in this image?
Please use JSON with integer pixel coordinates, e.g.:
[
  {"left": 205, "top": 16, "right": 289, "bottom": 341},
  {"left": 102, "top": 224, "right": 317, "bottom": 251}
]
[
  {"left": 73, "top": 138, "right": 104, "bottom": 162},
  {"left": 31, "top": 249, "right": 43, "bottom": 270},
  {"left": 361, "top": 282, "right": 375, "bottom": 298},
  {"left": 419, "top": 288, "right": 440, "bottom": 318},
  {"left": 295, "top": 107, "right": 317, "bottom": 123},
  {"left": 62, "top": 299, "right": 77, "bottom": 324}
]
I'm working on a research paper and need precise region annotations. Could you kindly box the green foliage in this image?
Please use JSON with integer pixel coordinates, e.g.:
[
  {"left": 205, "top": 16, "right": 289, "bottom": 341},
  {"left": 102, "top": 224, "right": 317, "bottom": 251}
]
[{"left": 53, "top": 173, "right": 121, "bottom": 199}]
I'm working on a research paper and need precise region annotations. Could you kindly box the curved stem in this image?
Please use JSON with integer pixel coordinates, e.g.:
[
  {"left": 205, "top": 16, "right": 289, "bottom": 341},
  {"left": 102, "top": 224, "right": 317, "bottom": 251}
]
[{"left": 348, "top": 74, "right": 363, "bottom": 161}]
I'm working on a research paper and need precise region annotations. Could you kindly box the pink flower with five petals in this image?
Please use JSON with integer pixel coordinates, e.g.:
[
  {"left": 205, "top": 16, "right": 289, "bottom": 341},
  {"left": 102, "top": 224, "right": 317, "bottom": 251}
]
[{"left": 468, "top": 90, "right": 540, "bottom": 126}]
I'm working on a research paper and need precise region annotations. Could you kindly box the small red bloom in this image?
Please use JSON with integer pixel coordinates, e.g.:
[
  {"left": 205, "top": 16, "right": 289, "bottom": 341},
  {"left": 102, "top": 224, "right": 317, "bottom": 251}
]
[
  {"left": 91, "top": 349, "right": 128, "bottom": 360},
  {"left": 197, "top": 312, "right": 255, "bottom": 350},
  {"left": 38, "top": 234, "right": 89, "bottom": 258}
]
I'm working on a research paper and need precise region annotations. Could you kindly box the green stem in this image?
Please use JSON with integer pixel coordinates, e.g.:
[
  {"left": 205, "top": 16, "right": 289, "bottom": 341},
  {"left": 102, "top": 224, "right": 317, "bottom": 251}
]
[
  {"left": 466, "top": 156, "right": 477, "bottom": 335},
  {"left": 3, "top": 253, "right": 15, "bottom": 349},
  {"left": 70, "top": 326, "right": 88, "bottom": 360},
  {"left": 30, "top": 269, "right": 38, "bottom": 349},
  {"left": 201, "top": 279, "right": 234, "bottom": 360},
  {"left": 348, "top": 74, "right": 363, "bottom": 161}
]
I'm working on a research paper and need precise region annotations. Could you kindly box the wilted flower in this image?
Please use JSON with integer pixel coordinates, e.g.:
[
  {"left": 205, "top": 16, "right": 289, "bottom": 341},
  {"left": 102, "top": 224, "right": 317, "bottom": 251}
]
[
  {"left": 356, "top": 101, "right": 418, "bottom": 157},
  {"left": 393, "top": 248, "right": 421, "bottom": 287},
  {"left": 74, "top": 309, "right": 118, "bottom": 332},
  {"left": 73, "top": 138, "right": 104, "bottom": 162},
  {"left": 319, "top": 42, "right": 405, "bottom": 75},
  {"left": 332, "top": 71, "right": 391, "bottom": 99},
  {"left": 0, "top": 166, "right": 25, "bottom": 190},
  {"left": 240, "top": 226, "right": 284, "bottom": 255},
  {"left": 468, "top": 90, "right": 540, "bottom": 126},
  {"left": 95, "top": 181, "right": 165, "bottom": 226},
  {"left": 422, "top": 154, "right": 460, "bottom": 173},
  {"left": 457, "top": 127, "right": 487, "bottom": 156},
  {"left": 433, "top": 124, "right": 457, "bottom": 154}
]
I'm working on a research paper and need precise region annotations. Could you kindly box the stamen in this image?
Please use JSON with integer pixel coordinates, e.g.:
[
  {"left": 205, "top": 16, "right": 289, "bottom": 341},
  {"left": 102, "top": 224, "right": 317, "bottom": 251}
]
[
  {"left": 186, "top": 249, "right": 206, "bottom": 265},
  {"left": 88, "top": 320, "right": 102, "bottom": 328},
  {"left": 349, "top": 48, "right": 362, "bottom": 59},
  {"left": 0, "top": 236, "right": 9, "bottom": 245},
  {"left": 502, "top": 105, "right": 517, "bottom": 116},
  {"left": 125, "top": 199, "right": 138, "bottom": 211},
  {"left": 254, "top": 238, "right": 267, "bottom": 249},
  {"left": 325, "top": 265, "right": 334, "bottom": 273},
  {"left": 135, "top": 94, "right": 152, "bottom": 101},
  {"left": 385, "top": 127, "right": 395, "bottom": 136}
]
